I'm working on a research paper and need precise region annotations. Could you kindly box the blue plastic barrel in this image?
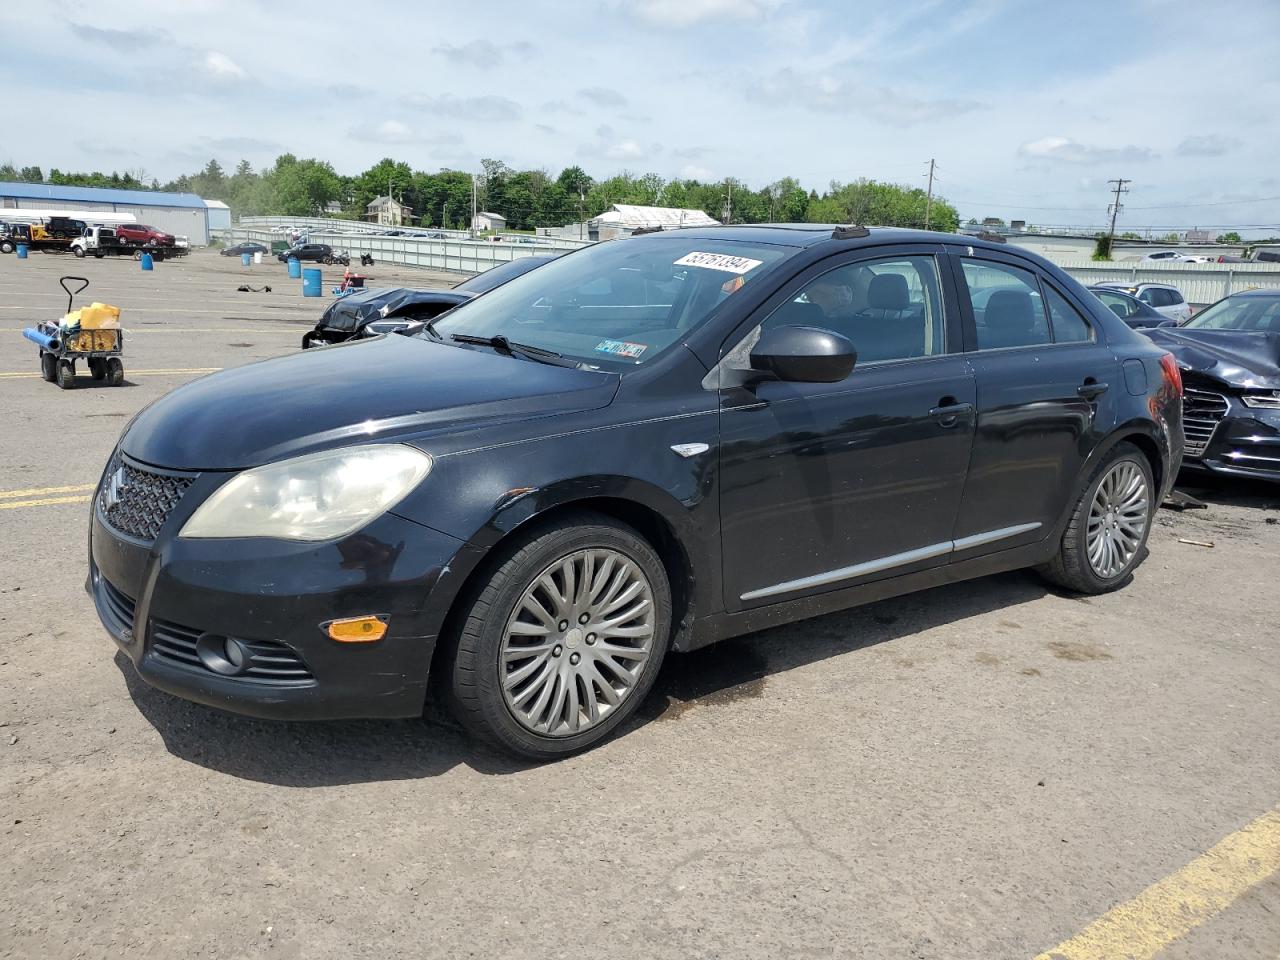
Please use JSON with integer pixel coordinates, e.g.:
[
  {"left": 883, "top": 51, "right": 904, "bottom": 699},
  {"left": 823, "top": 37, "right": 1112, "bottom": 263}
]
[
  {"left": 15, "top": 244, "right": 28, "bottom": 259},
  {"left": 140, "top": 253, "right": 154, "bottom": 271},
  {"left": 302, "top": 267, "right": 322, "bottom": 297},
  {"left": 241, "top": 252, "right": 252, "bottom": 266},
  {"left": 287, "top": 257, "right": 302, "bottom": 279}
]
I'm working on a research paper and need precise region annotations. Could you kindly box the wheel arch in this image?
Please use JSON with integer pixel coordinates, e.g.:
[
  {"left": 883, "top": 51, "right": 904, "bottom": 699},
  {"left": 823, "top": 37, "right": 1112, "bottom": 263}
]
[
  {"left": 425, "top": 491, "right": 703, "bottom": 694},
  {"left": 1051, "top": 419, "right": 1169, "bottom": 541}
]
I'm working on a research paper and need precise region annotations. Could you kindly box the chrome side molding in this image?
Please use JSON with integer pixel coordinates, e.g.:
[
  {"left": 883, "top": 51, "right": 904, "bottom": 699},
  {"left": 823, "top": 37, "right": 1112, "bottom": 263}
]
[{"left": 740, "top": 522, "right": 1043, "bottom": 602}]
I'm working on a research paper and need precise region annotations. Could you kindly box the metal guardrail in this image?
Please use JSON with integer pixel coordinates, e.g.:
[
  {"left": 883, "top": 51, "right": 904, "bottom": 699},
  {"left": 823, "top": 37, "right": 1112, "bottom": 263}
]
[{"left": 237, "top": 215, "right": 593, "bottom": 249}]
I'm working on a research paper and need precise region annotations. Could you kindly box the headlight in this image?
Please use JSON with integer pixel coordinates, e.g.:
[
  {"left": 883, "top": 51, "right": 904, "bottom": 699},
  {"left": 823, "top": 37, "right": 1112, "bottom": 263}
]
[
  {"left": 1240, "top": 391, "right": 1280, "bottom": 409},
  {"left": 180, "top": 444, "right": 432, "bottom": 541}
]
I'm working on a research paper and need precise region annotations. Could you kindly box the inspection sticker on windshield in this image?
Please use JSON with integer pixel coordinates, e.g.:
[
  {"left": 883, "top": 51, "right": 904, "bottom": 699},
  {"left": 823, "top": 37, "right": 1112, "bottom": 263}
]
[
  {"left": 594, "top": 339, "right": 648, "bottom": 359},
  {"left": 673, "top": 251, "right": 763, "bottom": 274}
]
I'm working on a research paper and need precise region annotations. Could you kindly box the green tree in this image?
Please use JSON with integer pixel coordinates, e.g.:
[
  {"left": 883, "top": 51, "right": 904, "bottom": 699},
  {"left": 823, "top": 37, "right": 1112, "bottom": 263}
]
[{"left": 1217, "top": 231, "right": 1242, "bottom": 244}]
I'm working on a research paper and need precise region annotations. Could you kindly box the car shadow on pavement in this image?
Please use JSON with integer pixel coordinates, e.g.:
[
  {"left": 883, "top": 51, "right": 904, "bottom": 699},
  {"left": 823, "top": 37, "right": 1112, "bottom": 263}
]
[
  {"left": 118, "top": 570, "right": 1050, "bottom": 785},
  {"left": 1172, "top": 472, "right": 1280, "bottom": 511}
]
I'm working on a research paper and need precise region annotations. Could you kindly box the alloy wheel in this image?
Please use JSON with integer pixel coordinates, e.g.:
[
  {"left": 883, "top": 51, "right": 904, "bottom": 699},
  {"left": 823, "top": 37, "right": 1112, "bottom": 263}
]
[
  {"left": 1086, "top": 460, "right": 1149, "bottom": 579},
  {"left": 500, "top": 548, "right": 656, "bottom": 737}
]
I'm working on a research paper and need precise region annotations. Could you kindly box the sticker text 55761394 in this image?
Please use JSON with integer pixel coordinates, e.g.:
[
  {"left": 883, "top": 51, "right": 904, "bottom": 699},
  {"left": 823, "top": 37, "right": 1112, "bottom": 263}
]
[{"left": 674, "top": 251, "right": 764, "bottom": 274}]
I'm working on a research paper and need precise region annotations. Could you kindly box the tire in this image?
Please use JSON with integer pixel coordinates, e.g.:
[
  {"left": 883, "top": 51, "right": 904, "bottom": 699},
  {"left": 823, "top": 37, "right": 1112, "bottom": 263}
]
[
  {"left": 1039, "top": 442, "right": 1154, "bottom": 594},
  {"left": 446, "top": 512, "right": 672, "bottom": 760},
  {"left": 94, "top": 253, "right": 105, "bottom": 259},
  {"left": 40, "top": 352, "right": 56, "bottom": 382},
  {"left": 88, "top": 358, "right": 106, "bottom": 380},
  {"left": 322, "top": 256, "right": 333, "bottom": 265},
  {"left": 105, "top": 357, "right": 124, "bottom": 386},
  {"left": 73, "top": 246, "right": 86, "bottom": 258},
  {"left": 0, "top": 240, "right": 13, "bottom": 254},
  {"left": 132, "top": 250, "right": 143, "bottom": 261},
  {"left": 55, "top": 359, "right": 76, "bottom": 390}
]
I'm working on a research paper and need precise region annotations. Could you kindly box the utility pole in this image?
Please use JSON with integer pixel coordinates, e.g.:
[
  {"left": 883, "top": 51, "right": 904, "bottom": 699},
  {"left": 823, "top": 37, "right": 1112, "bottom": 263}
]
[
  {"left": 578, "top": 189, "right": 585, "bottom": 240},
  {"left": 471, "top": 174, "right": 478, "bottom": 238},
  {"left": 442, "top": 201, "right": 449, "bottom": 230},
  {"left": 722, "top": 180, "right": 733, "bottom": 224},
  {"left": 924, "top": 158, "right": 936, "bottom": 230},
  {"left": 1106, "top": 178, "right": 1130, "bottom": 252}
]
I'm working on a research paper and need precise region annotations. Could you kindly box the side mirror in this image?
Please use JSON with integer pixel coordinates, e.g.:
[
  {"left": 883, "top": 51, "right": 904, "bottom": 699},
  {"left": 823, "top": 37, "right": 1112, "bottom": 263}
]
[{"left": 749, "top": 325, "right": 856, "bottom": 383}]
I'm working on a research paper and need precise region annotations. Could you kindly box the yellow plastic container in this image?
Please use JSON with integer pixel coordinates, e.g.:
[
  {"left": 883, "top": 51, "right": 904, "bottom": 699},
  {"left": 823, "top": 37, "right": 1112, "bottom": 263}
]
[
  {"left": 67, "top": 330, "right": 119, "bottom": 352},
  {"left": 74, "top": 303, "right": 122, "bottom": 330}
]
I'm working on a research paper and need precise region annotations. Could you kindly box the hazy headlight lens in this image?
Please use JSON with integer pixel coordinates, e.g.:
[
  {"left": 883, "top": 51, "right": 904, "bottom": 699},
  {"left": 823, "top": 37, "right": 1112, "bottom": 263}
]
[{"left": 180, "top": 444, "right": 432, "bottom": 541}]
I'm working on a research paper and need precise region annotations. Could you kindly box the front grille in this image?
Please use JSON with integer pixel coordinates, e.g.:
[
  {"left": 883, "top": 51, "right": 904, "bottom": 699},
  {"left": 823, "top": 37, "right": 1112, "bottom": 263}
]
[
  {"left": 151, "top": 618, "right": 316, "bottom": 687},
  {"left": 98, "top": 452, "right": 196, "bottom": 542},
  {"left": 1181, "top": 387, "right": 1229, "bottom": 458}
]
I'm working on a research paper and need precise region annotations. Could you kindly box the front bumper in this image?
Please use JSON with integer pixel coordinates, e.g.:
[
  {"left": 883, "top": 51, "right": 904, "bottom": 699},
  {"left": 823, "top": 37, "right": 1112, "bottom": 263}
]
[
  {"left": 1185, "top": 403, "right": 1280, "bottom": 482},
  {"left": 88, "top": 464, "right": 476, "bottom": 720}
]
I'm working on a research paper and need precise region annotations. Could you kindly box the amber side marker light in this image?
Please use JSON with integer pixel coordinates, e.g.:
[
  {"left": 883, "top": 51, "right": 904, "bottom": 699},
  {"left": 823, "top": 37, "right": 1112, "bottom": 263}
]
[{"left": 326, "top": 615, "right": 389, "bottom": 643}]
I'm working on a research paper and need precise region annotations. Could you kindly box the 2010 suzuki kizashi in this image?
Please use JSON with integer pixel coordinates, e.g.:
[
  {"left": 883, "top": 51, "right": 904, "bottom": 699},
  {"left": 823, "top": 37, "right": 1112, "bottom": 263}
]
[{"left": 90, "top": 226, "right": 1184, "bottom": 759}]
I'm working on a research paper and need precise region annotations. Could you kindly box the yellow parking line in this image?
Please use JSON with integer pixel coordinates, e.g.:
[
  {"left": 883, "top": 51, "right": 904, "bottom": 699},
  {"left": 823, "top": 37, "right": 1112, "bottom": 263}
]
[
  {"left": 1034, "top": 806, "right": 1280, "bottom": 960},
  {"left": 0, "top": 367, "right": 220, "bottom": 379},
  {"left": 0, "top": 494, "right": 92, "bottom": 510},
  {"left": 0, "top": 483, "right": 95, "bottom": 499}
]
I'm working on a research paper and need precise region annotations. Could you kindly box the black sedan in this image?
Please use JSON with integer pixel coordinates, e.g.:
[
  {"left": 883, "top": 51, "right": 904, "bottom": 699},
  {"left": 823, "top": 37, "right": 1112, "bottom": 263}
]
[
  {"left": 220, "top": 241, "right": 270, "bottom": 258},
  {"left": 1089, "top": 285, "right": 1176, "bottom": 329},
  {"left": 88, "top": 227, "right": 1183, "bottom": 759},
  {"left": 1144, "top": 287, "right": 1280, "bottom": 481},
  {"left": 301, "top": 255, "right": 557, "bottom": 348},
  {"left": 277, "top": 243, "right": 333, "bottom": 263}
]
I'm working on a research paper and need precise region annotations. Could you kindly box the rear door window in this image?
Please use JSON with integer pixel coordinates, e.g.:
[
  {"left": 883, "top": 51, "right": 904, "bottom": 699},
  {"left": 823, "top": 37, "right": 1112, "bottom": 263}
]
[
  {"left": 1043, "top": 286, "right": 1095, "bottom": 343},
  {"left": 960, "top": 260, "right": 1051, "bottom": 349}
]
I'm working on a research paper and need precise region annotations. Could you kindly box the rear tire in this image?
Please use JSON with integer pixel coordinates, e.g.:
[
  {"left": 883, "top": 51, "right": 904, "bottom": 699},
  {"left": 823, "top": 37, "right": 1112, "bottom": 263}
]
[
  {"left": 89, "top": 358, "right": 106, "bottom": 380},
  {"left": 1039, "top": 442, "right": 1154, "bottom": 594},
  {"left": 445, "top": 513, "right": 672, "bottom": 760},
  {"left": 40, "top": 352, "right": 56, "bottom": 382},
  {"left": 105, "top": 357, "right": 124, "bottom": 386}
]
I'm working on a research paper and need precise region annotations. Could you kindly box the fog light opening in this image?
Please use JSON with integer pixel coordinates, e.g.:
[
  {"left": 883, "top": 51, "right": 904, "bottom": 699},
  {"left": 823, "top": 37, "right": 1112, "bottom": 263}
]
[{"left": 195, "top": 633, "right": 251, "bottom": 676}]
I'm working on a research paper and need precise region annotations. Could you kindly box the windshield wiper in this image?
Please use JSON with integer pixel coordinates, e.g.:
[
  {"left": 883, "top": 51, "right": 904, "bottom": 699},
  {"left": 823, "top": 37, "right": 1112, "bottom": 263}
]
[{"left": 449, "top": 333, "right": 578, "bottom": 367}]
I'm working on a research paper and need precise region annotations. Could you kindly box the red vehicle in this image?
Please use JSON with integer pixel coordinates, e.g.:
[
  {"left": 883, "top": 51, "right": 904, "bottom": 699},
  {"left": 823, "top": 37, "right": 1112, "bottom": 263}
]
[{"left": 115, "top": 223, "right": 175, "bottom": 246}]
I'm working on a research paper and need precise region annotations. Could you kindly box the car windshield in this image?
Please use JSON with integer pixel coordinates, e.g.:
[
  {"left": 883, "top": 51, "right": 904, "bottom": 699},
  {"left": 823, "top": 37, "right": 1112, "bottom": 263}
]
[
  {"left": 428, "top": 237, "right": 790, "bottom": 368},
  {"left": 1184, "top": 295, "right": 1280, "bottom": 332},
  {"left": 452, "top": 257, "right": 550, "bottom": 295}
]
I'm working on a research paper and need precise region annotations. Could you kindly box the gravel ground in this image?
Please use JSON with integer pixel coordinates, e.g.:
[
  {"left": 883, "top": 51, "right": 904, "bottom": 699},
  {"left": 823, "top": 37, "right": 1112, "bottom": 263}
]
[{"left": 1, "top": 250, "right": 1278, "bottom": 960}]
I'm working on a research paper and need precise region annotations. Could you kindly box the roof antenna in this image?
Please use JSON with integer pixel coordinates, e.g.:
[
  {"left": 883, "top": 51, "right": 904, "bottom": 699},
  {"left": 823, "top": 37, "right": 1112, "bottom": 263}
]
[{"left": 831, "top": 224, "right": 869, "bottom": 240}]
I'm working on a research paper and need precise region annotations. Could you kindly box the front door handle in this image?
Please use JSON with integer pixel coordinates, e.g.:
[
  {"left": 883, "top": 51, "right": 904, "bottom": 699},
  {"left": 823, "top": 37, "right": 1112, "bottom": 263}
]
[
  {"left": 1077, "top": 379, "right": 1109, "bottom": 401},
  {"left": 929, "top": 400, "right": 974, "bottom": 427}
]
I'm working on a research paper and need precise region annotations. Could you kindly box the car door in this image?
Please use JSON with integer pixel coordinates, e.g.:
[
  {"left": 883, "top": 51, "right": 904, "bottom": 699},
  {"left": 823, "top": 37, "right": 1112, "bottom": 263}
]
[
  {"left": 947, "top": 250, "right": 1119, "bottom": 556},
  {"left": 716, "top": 245, "right": 977, "bottom": 611}
]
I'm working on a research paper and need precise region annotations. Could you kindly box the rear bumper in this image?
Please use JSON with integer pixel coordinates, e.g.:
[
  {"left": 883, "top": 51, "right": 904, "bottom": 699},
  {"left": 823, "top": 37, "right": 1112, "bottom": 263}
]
[{"left": 88, "top": 490, "right": 477, "bottom": 721}]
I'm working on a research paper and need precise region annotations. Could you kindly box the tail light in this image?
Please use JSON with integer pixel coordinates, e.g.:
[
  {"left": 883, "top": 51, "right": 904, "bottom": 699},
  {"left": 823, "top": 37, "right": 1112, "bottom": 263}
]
[{"left": 1159, "top": 353, "right": 1183, "bottom": 398}]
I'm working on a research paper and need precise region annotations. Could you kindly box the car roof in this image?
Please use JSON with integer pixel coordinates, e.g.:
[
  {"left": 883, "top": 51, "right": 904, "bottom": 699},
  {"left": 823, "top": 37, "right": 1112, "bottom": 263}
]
[
  {"left": 1229, "top": 287, "right": 1280, "bottom": 298},
  {"left": 1096, "top": 280, "right": 1178, "bottom": 291},
  {"left": 629, "top": 224, "right": 1013, "bottom": 253}
]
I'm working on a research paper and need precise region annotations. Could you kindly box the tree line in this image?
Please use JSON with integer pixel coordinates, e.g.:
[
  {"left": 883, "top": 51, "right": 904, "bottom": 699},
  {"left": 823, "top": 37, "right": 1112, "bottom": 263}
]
[{"left": 0, "top": 155, "right": 961, "bottom": 233}]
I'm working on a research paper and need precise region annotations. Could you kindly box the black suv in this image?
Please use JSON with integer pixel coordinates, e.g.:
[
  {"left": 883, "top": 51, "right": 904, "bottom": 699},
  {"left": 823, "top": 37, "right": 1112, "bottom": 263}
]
[{"left": 90, "top": 227, "right": 1184, "bottom": 759}]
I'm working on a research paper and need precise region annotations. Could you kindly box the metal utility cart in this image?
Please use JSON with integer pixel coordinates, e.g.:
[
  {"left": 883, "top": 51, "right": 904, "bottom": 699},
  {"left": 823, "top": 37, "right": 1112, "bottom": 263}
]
[{"left": 21, "top": 276, "right": 125, "bottom": 389}]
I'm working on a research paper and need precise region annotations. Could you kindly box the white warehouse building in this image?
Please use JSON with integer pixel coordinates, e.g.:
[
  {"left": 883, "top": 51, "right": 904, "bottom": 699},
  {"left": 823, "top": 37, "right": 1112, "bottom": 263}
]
[{"left": 0, "top": 182, "right": 211, "bottom": 245}]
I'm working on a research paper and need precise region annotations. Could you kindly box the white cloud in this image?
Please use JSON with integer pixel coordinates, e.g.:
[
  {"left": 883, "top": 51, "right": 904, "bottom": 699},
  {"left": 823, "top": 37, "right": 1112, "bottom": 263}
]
[
  {"left": 579, "top": 86, "right": 628, "bottom": 108},
  {"left": 1019, "top": 136, "right": 1156, "bottom": 165},
  {"left": 349, "top": 120, "right": 464, "bottom": 146},
  {"left": 202, "top": 51, "right": 245, "bottom": 80},
  {"left": 680, "top": 164, "right": 713, "bottom": 181},
  {"left": 400, "top": 93, "right": 521, "bottom": 122},
  {"left": 751, "top": 68, "right": 981, "bottom": 124},
  {"left": 1176, "top": 135, "right": 1242, "bottom": 158},
  {"left": 629, "top": 0, "right": 776, "bottom": 27},
  {"left": 432, "top": 39, "right": 534, "bottom": 66}
]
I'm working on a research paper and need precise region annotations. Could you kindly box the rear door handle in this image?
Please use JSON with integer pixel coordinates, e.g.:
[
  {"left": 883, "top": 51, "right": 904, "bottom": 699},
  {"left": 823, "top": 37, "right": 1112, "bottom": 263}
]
[
  {"left": 1077, "top": 380, "right": 1109, "bottom": 400},
  {"left": 929, "top": 401, "right": 974, "bottom": 427}
]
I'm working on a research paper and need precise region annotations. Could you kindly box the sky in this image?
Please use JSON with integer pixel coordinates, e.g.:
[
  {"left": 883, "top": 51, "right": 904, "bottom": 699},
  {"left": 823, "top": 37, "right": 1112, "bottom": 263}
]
[{"left": 4, "top": 0, "right": 1278, "bottom": 232}]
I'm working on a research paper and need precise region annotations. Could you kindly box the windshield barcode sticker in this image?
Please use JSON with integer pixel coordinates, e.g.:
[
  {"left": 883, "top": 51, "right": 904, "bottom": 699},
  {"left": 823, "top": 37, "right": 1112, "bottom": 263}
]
[
  {"left": 595, "top": 339, "right": 648, "bottom": 359},
  {"left": 674, "top": 251, "right": 763, "bottom": 274}
]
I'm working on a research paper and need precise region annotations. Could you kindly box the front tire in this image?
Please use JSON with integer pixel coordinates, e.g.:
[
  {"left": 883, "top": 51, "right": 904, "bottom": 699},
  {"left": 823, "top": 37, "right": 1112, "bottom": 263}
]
[
  {"left": 446, "top": 513, "right": 672, "bottom": 760},
  {"left": 55, "top": 360, "right": 76, "bottom": 390},
  {"left": 1039, "top": 442, "right": 1154, "bottom": 594}
]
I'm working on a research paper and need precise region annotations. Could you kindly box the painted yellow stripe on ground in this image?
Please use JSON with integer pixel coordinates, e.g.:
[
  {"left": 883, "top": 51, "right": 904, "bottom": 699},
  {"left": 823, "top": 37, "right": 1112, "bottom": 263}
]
[
  {"left": 0, "top": 367, "right": 220, "bottom": 379},
  {"left": 0, "top": 494, "right": 92, "bottom": 511},
  {"left": 1035, "top": 806, "right": 1280, "bottom": 960},
  {"left": 0, "top": 483, "right": 95, "bottom": 500}
]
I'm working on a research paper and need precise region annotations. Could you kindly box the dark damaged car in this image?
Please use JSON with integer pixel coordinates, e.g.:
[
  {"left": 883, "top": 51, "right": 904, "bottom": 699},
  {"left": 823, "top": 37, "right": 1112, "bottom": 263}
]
[
  {"left": 89, "top": 226, "right": 1184, "bottom": 759},
  {"left": 302, "top": 255, "right": 557, "bottom": 348},
  {"left": 1144, "top": 287, "right": 1280, "bottom": 480}
]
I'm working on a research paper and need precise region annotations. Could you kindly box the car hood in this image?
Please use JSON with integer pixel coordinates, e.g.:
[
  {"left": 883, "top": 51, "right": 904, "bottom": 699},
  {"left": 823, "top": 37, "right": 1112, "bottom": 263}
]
[
  {"left": 121, "top": 335, "right": 619, "bottom": 470},
  {"left": 1143, "top": 327, "right": 1280, "bottom": 390}
]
